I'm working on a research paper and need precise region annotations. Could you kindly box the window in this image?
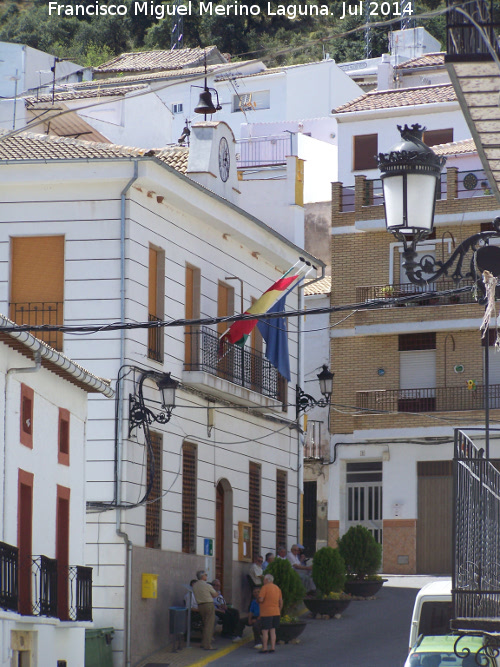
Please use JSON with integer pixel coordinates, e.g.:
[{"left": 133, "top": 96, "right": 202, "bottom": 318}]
[
  {"left": 172, "top": 103, "right": 183, "bottom": 114},
  {"left": 423, "top": 128, "right": 453, "bottom": 147},
  {"left": 58, "top": 408, "right": 70, "bottom": 466},
  {"left": 399, "top": 333, "right": 436, "bottom": 351},
  {"left": 249, "top": 462, "right": 261, "bottom": 559},
  {"left": 399, "top": 333, "right": 436, "bottom": 412},
  {"left": 18, "top": 469, "right": 34, "bottom": 615},
  {"left": 20, "top": 384, "right": 33, "bottom": 449},
  {"left": 56, "top": 485, "right": 70, "bottom": 620},
  {"left": 185, "top": 264, "right": 201, "bottom": 368},
  {"left": 182, "top": 443, "right": 197, "bottom": 554},
  {"left": 10, "top": 236, "right": 64, "bottom": 351},
  {"left": 353, "top": 134, "right": 378, "bottom": 171},
  {"left": 232, "top": 90, "right": 270, "bottom": 113},
  {"left": 276, "top": 470, "right": 287, "bottom": 549},
  {"left": 217, "top": 281, "right": 235, "bottom": 379},
  {"left": 146, "top": 431, "right": 162, "bottom": 549},
  {"left": 148, "top": 245, "right": 165, "bottom": 362}
]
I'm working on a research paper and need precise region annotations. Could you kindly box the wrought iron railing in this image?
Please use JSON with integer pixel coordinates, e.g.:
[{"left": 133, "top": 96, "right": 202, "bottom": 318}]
[
  {"left": 148, "top": 314, "right": 163, "bottom": 362},
  {"left": 304, "top": 420, "right": 325, "bottom": 459},
  {"left": 446, "top": 0, "right": 500, "bottom": 60},
  {"left": 69, "top": 565, "right": 92, "bottom": 621},
  {"left": 236, "top": 135, "right": 291, "bottom": 167},
  {"left": 357, "top": 384, "right": 500, "bottom": 414},
  {"left": 184, "top": 326, "right": 279, "bottom": 400},
  {"left": 452, "top": 428, "right": 500, "bottom": 633},
  {"left": 0, "top": 541, "right": 18, "bottom": 612},
  {"left": 9, "top": 301, "right": 63, "bottom": 351},
  {"left": 356, "top": 279, "right": 475, "bottom": 306},
  {"left": 32, "top": 555, "right": 58, "bottom": 617}
]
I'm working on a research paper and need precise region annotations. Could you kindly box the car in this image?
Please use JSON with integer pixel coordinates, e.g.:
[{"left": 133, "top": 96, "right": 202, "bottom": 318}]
[
  {"left": 409, "top": 579, "right": 452, "bottom": 651},
  {"left": 404, "top": 634, "right": 497, "bottom": 666}
]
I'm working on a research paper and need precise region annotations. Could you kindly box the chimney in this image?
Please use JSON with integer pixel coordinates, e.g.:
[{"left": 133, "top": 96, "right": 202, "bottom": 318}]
[{"left": 377, "top": 53, "right": 394, "bottom": 90}]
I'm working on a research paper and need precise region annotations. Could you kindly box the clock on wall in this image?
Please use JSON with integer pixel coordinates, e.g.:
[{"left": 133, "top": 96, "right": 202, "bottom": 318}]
[{"left": 218, "top": 137, "right": 230, "bottom": 182}]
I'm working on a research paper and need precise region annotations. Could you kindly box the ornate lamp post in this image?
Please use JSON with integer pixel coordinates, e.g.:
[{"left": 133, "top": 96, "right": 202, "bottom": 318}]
[
  {"left": 129, "top": 370, "right": 179, "bottom": 436},
  {"left": 296, "top": 364, "right": 334, "bottom": 419}
]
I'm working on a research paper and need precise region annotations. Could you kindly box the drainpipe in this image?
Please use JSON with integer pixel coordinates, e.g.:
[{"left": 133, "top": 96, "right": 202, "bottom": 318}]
[
  {"left": 116, "top": 160, "right": 139, "bottom": 667},
  {"left": 3, "top": 350, "right": 42, "bottom": 541}
]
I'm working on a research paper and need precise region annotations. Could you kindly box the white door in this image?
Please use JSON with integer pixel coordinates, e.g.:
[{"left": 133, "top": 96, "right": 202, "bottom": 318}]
[{"left": 345, "top": 461, "right": 383, "bottom": 544}]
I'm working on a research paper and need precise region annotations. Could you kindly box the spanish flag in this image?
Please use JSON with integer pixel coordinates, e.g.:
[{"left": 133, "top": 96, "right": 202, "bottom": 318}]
[{"left": 219, "top": 274, "right": 299, "bottom": 348}]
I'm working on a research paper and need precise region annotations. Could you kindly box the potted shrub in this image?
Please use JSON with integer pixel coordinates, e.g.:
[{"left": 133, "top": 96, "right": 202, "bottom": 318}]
[
  {"left": 303, "top": 547, "right": 351, "bottom": 618},
  {"left": 264, "top": 557, "right": 307, "bottom": 643},
  {"left": 337, "top": 525, "right": 385, "bottom": 598}
]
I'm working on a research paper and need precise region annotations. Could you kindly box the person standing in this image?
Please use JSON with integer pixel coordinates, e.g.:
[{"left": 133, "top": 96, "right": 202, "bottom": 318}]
[
  {"left": 258, "top": 573, "right": 283, "bottom": 654},
  {"left": 192, "top": 570, "right": 218, "bottom": 650}
]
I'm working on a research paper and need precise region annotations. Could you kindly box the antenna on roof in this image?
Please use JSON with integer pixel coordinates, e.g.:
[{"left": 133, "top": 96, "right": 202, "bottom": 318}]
[{"left": 171, "top": 0, "right": 184, "bottom": 50}]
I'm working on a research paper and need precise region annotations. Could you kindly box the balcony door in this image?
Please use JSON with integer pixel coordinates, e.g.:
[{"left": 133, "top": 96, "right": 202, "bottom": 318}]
[
  {"left": 399, "top": 350, "right": 436, "bottom": 412},
  {"left": 18, "top": 470, "right": 33, "bottom": 616}
]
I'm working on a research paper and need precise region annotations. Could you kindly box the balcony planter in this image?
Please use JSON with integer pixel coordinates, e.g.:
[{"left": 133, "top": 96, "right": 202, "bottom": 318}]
[
  {"left": 344, "top": 578, "right": 387, "bottom": 598},
  {"left": 303, "top": 593, "right": 351, "bottom": 617},
  {"left": 276, "top": 619, "right": 307, "bottom": 643}
]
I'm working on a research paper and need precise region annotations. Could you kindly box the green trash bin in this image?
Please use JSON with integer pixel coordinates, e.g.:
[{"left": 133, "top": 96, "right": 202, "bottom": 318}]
[{"left": 85, "top": 627, "right": 114, "bottom": 667}]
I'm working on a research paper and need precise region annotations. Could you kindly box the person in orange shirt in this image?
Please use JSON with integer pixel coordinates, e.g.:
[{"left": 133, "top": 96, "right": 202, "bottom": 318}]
[{"left": 258, "top": 573, "right": 283, "bottom": 654}]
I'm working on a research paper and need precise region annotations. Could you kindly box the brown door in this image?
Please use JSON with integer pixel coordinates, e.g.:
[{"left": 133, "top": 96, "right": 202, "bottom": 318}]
[
  {"left": 18, "top": 470, "right": 33, "bottom": 615},
  {"left": 216, "top": 482, "right": 224, "bottom": 588},
  {"left": 56, "top": 486, "right": 70, "bottom": 620},
  {"left": 417, "top": 461, "right": 452, "bottom": 574}
]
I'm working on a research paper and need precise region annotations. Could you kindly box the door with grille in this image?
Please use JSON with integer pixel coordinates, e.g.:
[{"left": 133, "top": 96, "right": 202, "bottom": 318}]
[{"left": 345, "top": 462, "right": 383, "bottom": 543}]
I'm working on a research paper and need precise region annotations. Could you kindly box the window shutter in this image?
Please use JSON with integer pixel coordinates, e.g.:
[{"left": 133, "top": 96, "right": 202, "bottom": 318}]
[
  {"left": 423, "top": 129, "right": 453, "bottom": 147},
  {"left": 249, "top": 462, "right": 261, "bottom": 560},
  {"left": 353, "top": 134, "right": 378, "bottom": 170},
  {"left": 182, "top": 444, "right": 197, "bottom": 554},
  {"left": 400, "top": 350, "right": 436, "bottom": 390},
  {"left": 146, "top": 432, "right": 162, "bottom": 549},
  {"left": 276, "top": 470, "right": 287, "bottom": 549}
]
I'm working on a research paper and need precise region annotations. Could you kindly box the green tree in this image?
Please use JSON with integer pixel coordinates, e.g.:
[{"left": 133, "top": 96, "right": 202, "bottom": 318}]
[
  {"left": 312, "top": 547, "right": 346, "bottom": 597},
  {"left": 337, "top": 525, "right": 382, "bottom": 580}
]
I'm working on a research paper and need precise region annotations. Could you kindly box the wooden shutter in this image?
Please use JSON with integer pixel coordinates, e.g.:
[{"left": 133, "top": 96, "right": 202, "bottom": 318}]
[
  {"left": 18, "top": 469, "right": 34, "bottom": 615},
  {"left": 423, "top": 129, "right": 453, "bottom": 147},
  {"left": 149, "top": 247, "right": 158, "bottom": 318},
  {"left": 146, "top": 431, "right": 162, "bottom": 549},
  {"left": 10, "top": 236, "right": 64, "bottom": 350},
  {"left": 217, "top": 282, "right": 234, "bottom": 336},
  {"left": 56, "top": 485, "right": 70, "bottom": 620},
  {"left": 185, "top": 265, "right": 200, "bottom": 368},
  {"left": 148, "top": 246, "right": 164, "bottom": 362},
  {"left": 182, "top": 444, "right": 197, "bottom": 554},
  {"left": 249, "top": 462, "right": 261, "bottom": 559},
  {"left": 276, "top": 470, "right": 287, "bottom": 550},
  {"left": 353, "top": 134, "right": 378, "bottom": 170},
  {"left": 58, "top": 408, "right": 70, "bottom": 466},
  {"left": 20, "top": 384, "right": 34, "bottom": 449}
]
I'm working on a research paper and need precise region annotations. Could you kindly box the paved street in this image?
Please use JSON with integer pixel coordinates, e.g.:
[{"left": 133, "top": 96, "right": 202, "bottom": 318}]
[{"left": 208, "top": 576, "right": 445, "bottom": 667}]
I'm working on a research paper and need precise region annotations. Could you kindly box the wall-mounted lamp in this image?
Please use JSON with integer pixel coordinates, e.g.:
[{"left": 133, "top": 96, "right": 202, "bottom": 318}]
[
  {"left": 129, "top": 370, "right": 179, "bottom": 436},
  {"left": 296, "top": 365, "right": 334, "bottom": 419}
]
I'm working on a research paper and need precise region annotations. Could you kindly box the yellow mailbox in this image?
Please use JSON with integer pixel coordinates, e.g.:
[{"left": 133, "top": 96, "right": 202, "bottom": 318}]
[{"left": 142, "top": 573, "right": 158, "bottom": 599}]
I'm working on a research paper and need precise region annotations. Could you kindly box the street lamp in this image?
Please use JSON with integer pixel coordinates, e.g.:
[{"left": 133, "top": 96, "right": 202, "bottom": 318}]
[
  {"left": 378, "top": 123, "right": 500, "bottom": 457},
  {"left": 129, "top": 370, "right": 179, "bottom": 436},
  {"left": 378, "top": 124, "right": 500, "bottom": 288},
  {"left": 296, "top": 364, "right": 334, "bottom": 419}
]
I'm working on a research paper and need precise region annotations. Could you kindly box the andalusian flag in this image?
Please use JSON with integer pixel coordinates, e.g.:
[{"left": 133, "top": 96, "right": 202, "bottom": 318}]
[{"left": 219, "top": 273, "right": 299, "bottom": 348}]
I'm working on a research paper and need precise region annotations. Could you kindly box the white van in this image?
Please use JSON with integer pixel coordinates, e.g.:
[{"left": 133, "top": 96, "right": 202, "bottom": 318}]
[{"left": 409, "top": 579, "right": 453, "bottom": 651}]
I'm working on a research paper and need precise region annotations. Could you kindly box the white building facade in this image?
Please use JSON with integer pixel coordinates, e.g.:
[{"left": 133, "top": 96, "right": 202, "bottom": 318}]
[{"left": 0, "top": 122, "right": 322, "bottom": 665}]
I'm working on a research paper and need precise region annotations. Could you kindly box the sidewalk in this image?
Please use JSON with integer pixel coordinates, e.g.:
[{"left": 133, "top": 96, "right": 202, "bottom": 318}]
[{"left": 136, "top": 628, "right": 256, "bottom": 667}]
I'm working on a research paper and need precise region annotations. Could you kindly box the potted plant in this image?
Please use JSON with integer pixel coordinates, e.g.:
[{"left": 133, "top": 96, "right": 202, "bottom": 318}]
[
  {"left": 264, "top": 557, "right": 307, "bottom": 643},
  {"left": 338, "top": 525, "right": 385, "bottom": 598},
  {"left": 303, "top": 547, "right": 351, "bottom": 618}
]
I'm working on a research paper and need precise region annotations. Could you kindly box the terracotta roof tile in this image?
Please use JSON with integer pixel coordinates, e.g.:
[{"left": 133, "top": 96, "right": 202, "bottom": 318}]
[
  {"left": 304, "top": 277, "right": 331, "bottom": 295},
  {"left": 25, "top": 84, "right": 148, "bottom": 105},
  {"left": 433, "top": 138, "right": 476, "bottom": 156},
  {"left": 333, "top": 83, "right": 456, "bottom": 113},
  {"left": 395, "top": 52, "right": 446, "bottom": 70},
  {"left": 95, "top": 46, "right": 225, "bottom": 73},
  {"left": 0, "top": 130, "right": 189, "bottom": 173}
]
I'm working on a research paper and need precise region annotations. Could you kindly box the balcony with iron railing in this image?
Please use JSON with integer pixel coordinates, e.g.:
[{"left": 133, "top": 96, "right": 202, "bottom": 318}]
[
  {"left": 183, "top": 326, "right": 285, "bottom": 409},
  {"left": 446, "top": 0, "right": 500, "bottom": 61},
  {"left": 357, "top": 384, "right": 500, "bottom": 414},
  {"left": 236, "top": 135, "right": 293, "bottom": 168},
  {"left": 9, "top": 301, "right": 63, "bottom": 351},
  {"left": 0, "top": 543, "right": 92, "bottom": 621},
  {"left": 148, "top": 314, "right": 163, "bottom": 363}
]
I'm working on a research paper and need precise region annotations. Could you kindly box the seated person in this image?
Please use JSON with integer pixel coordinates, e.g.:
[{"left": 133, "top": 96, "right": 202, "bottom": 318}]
[
  {"left": 262, "top": 553, "right": 274, "bottom": 571},
  {"left": 248, "top": 555, "right": 264, "bottom": 586},
  {"left": 287, "top": 543, "right": 315, "bottom": 593},
  {"left": 276, "top": 546, "right": 287, "bottom": 560},
  {"left": 247, "top": 586, "right": 262, "bottom": 648},
  {"left": 211, "top": 579, "right": 241, "bottom": 639}
]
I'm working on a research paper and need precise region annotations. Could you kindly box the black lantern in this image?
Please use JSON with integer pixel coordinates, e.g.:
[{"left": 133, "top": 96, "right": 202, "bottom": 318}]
[
  {"left": 129, "top": 370, "right": 179, "bottom": 435},
  {"left": 296, "top": 364, "right": 334, "bottom": 419},
  {"left": 377, "top": 124, "right": 446, "bottom": 243}
]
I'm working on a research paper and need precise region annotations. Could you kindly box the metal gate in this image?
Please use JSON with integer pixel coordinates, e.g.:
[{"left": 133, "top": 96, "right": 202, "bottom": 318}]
[{"left": 346, "top": 462, "right": 383, "bottom": 543}]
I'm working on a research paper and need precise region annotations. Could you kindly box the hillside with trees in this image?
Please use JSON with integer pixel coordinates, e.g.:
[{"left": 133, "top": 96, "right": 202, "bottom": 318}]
[{"left": 0, "top": 0, "right": 447, "bottom": 67}]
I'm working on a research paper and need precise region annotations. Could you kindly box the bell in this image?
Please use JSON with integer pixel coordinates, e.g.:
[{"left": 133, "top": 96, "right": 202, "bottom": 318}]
[{"left": 194, "top": 89, "right": 218, "bottom": 115}]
